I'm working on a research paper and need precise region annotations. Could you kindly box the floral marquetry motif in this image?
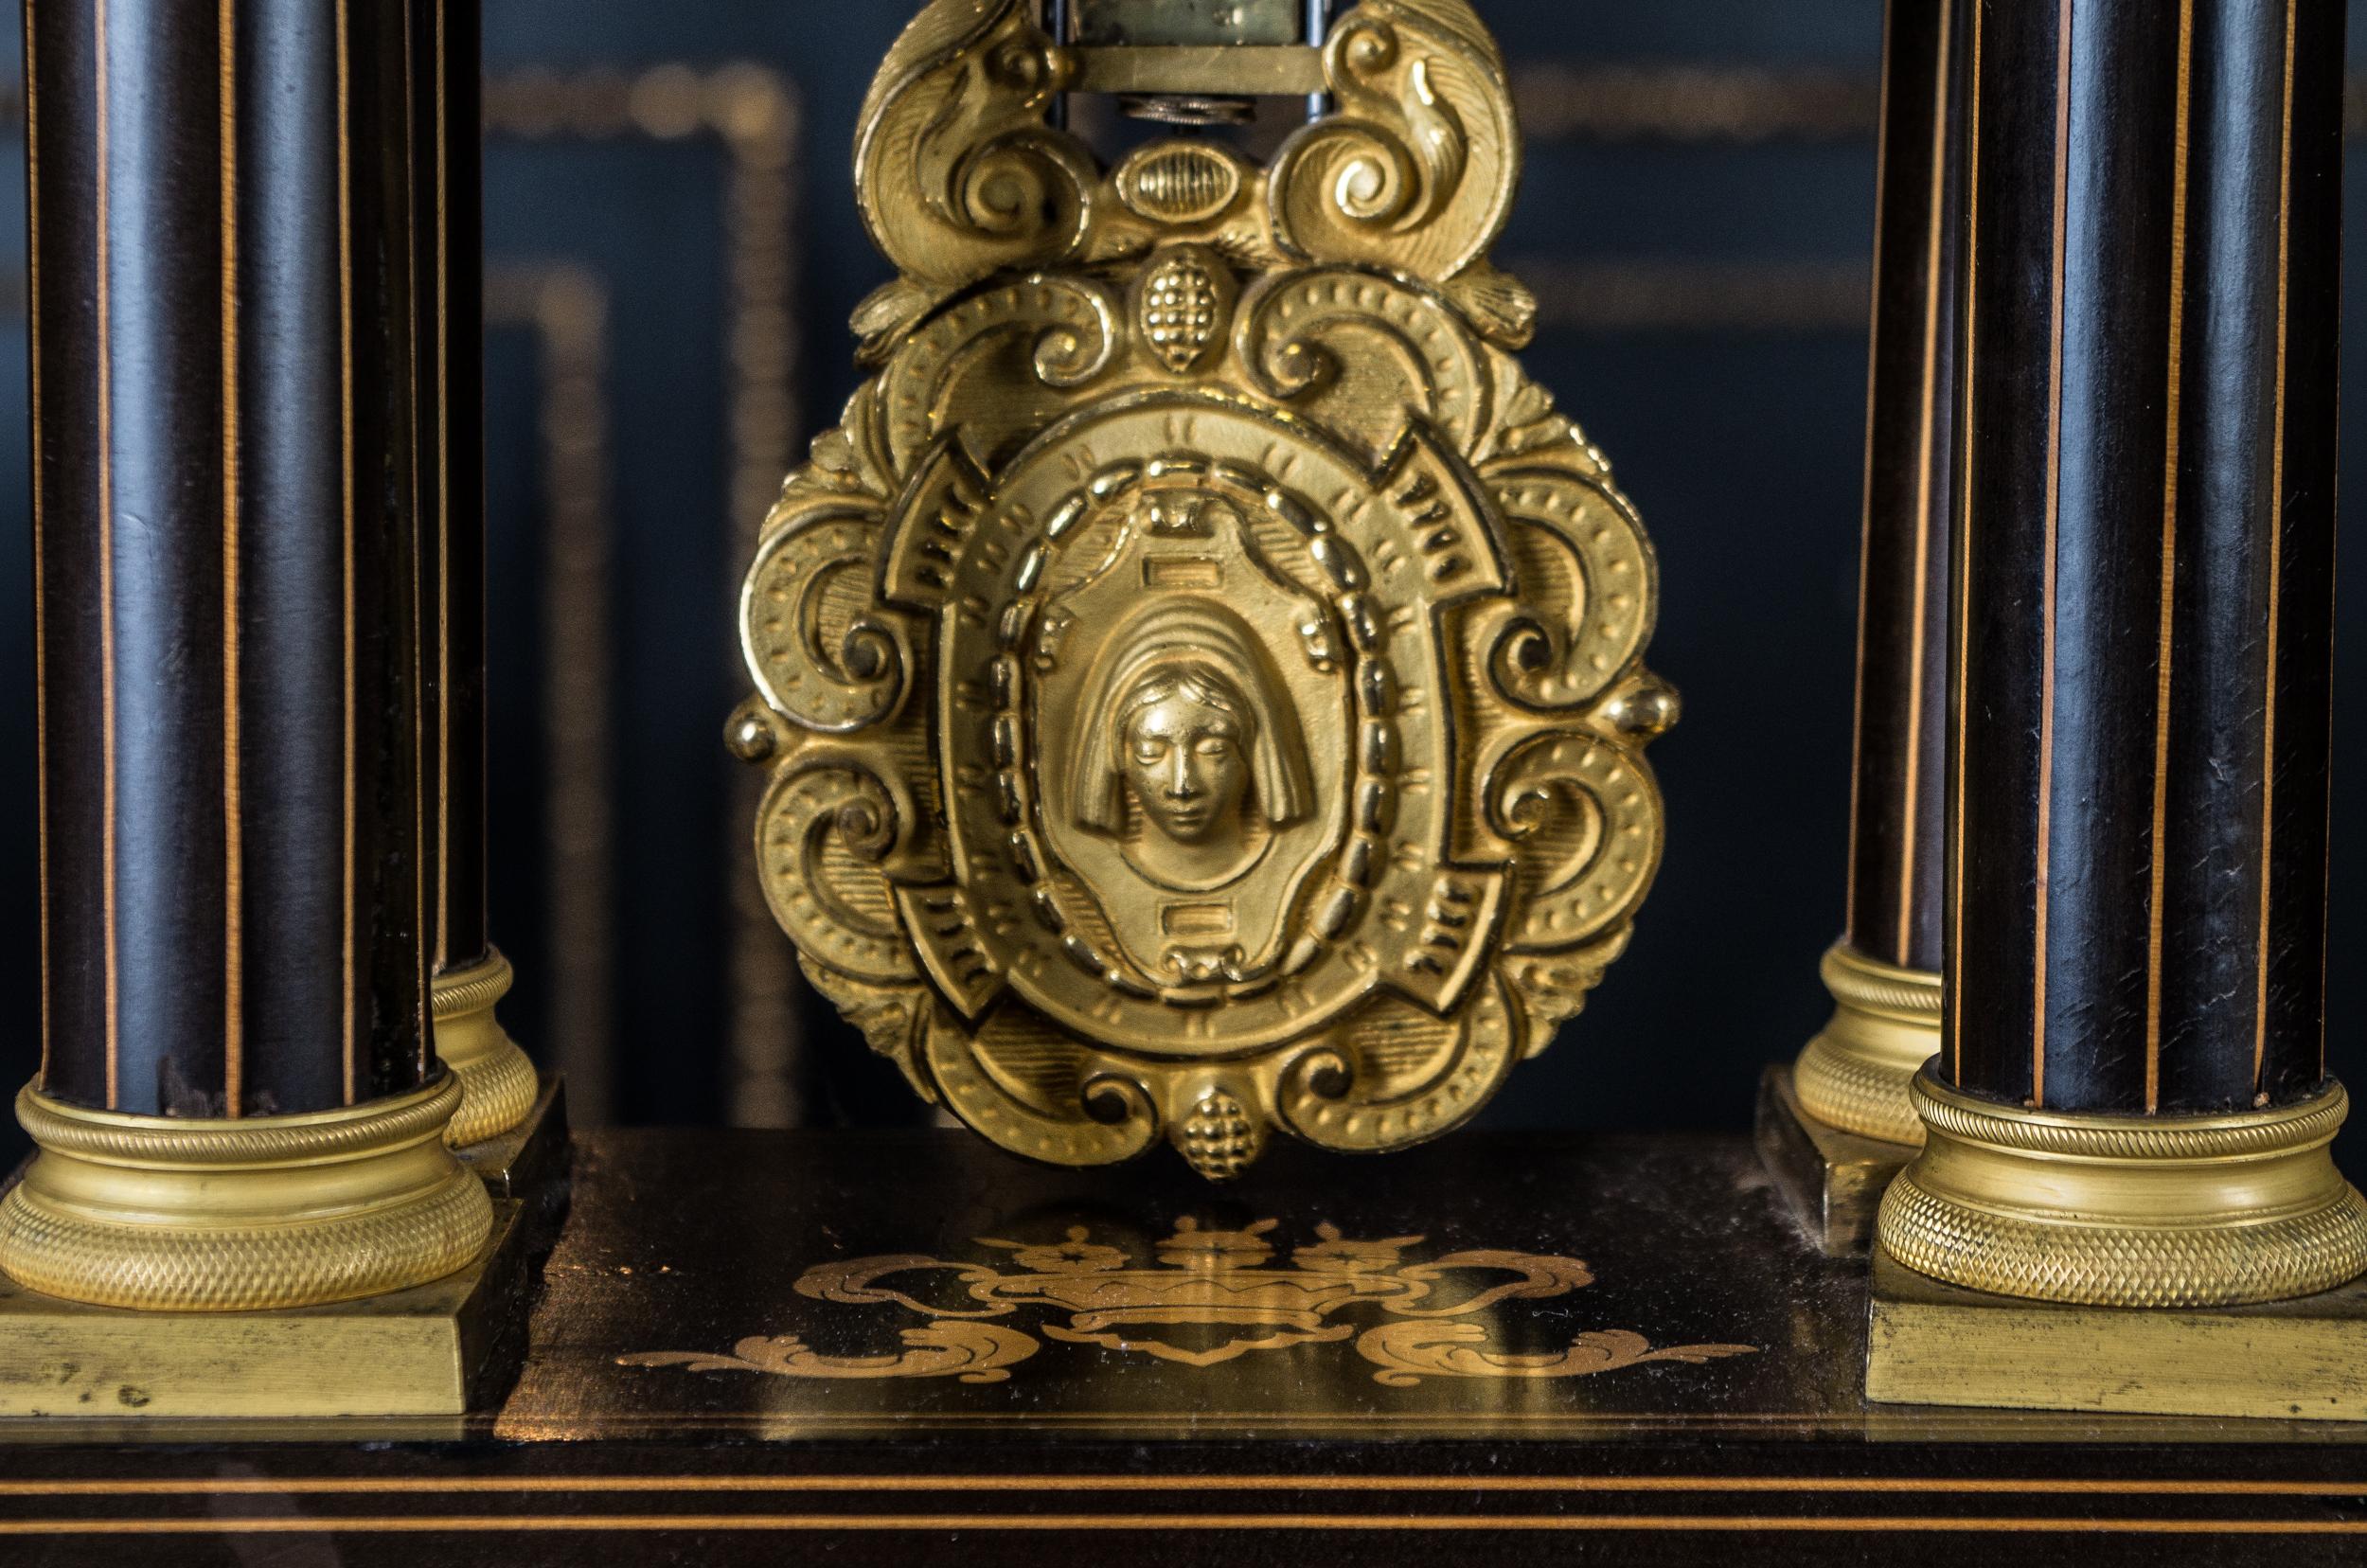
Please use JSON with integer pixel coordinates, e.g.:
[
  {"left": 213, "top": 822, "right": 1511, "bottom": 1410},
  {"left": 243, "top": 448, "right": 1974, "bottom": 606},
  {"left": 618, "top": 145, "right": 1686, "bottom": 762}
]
[
  {"left": 623, "top": 1219, "right": 1755, "bottom": 1383},
  {"left": 733, "top": 0, "right": 1675, "bottom": 1177}
]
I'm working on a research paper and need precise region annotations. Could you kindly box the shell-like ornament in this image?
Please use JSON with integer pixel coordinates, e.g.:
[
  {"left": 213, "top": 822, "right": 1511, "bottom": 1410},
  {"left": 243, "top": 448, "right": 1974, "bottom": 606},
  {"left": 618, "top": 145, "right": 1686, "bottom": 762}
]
[{"left": 1137, "top": 247, "right": 1235, "bottom": 375}]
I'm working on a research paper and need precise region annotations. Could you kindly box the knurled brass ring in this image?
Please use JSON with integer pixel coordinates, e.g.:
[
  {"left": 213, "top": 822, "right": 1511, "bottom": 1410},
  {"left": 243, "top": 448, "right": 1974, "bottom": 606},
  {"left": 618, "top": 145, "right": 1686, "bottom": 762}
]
[
  {"left": 433, "top": 949, "right": 539, "bottom": 1148},
  {"left": 0, "top": 1076, "right": 492, "bottom": 1312},
  {"left": 1818, "top": 944, "right": 1943, "bottom": 1021},
  {"left": 433, "top": 948, "right": 516, "bottom": 1022},
  {"left": 1877, "top": 1071, "right": 2367, "bottom": 1308},
  {"left": 1789, "top": 943, "right": 1940, "bottom": 1147}
]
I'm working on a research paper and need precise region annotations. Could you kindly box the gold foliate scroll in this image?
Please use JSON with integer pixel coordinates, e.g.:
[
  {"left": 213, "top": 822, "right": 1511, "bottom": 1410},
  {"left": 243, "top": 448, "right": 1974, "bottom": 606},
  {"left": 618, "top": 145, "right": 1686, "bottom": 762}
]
[{"left": 732, "top": 0, "right": 1675, "bottom": 1178}]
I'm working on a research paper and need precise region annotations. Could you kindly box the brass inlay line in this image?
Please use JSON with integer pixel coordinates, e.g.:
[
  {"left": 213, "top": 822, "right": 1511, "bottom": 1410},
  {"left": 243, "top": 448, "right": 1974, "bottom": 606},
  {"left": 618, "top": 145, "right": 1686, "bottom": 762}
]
[
  {"left": 1843, "top": 0, "right": 1895, "bottom": 949},
  {"left": 27, "top": 6, "right": 45, "bottom": 1089},
  {"left": 220, "top": 0, "right": 244, "bottom": 1115},
  {"left": 1, "top": 1475, "right": 2360, "bottom": 1500},
  {"left": 1949, "top": 0, "right": 1982, "bottom": 1082},
  {"left": 1895, "top": 0, "right": 1952, "bottom": 965},
  {"left": 718, "top": 69, "right": 805, "bottom": 1130},
  {"left": 2146, "top": 0, "right": 2195, "bottom": 1113},
  {"left": 433, "top": 0, "right": 450, "bottom": 974},
  {"left": 95, "top": 0, "right": 118, "bottom": 1108},
  {"left": 478, "top": 1406, "right": 2354, "bottom": 1437},
  {"left": 2031, "top": 0, "right": 2074, "bottom": 1107},
  {"left": 337, "top": 0, "right": 356, "bottom": 1103},
  {"left": 0, "top": 1514, "right": 2359, "bottom": 1538},
  {"left": 2260, "top": 0, "right": 2297, "bottom": 1093},
  {"left": 400, "top": 2, "right": 428, "bottom": 1077}
]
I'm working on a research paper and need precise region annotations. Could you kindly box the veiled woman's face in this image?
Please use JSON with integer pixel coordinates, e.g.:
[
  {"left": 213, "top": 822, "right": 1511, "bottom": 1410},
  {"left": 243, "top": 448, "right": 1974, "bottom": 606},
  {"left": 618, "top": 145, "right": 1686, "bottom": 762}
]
[{"left": 1123, "top": 689, "right": 1248, "bottom": 844}]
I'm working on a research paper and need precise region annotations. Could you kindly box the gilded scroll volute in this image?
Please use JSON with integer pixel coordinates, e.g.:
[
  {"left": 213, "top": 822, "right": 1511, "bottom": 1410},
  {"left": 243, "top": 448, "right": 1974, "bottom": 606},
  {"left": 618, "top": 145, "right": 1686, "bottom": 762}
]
[{"left": 738, "top": 0, "right": 1674, "bottom": 1178}]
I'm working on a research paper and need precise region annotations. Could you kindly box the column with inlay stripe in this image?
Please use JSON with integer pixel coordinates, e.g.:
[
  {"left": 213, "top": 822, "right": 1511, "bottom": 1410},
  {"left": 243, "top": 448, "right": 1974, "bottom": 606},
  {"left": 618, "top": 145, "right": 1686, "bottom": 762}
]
[
  {"left": 417, "top": 0, "right": 539, "bottom": 1151},
  {"left": 0, "top": 0, "right": 491, "bottom": 1310},
  {"left": 1763, "top": 0, "right": 1964, "bottom": 1253},
  {"left": 1878, "top": 0, "right": 2367, "bottom": 1308}
]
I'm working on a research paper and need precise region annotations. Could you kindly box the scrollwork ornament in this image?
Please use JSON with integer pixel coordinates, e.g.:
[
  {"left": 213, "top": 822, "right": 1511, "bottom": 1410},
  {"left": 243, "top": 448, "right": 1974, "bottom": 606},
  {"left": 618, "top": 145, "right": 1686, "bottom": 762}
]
[{"left": 736, "top": 0, "right": 1672, "bottom": 1177}]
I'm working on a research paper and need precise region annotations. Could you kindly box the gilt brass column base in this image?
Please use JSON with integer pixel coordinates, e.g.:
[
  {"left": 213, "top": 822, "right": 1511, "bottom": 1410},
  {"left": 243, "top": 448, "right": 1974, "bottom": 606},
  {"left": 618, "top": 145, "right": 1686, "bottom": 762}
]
[
  {"left": 0, "top": 1200, "right": 533, "bottom": 1418},
  {"left": 0, "top": 1075, "right": 492, "bottom": 1313},
  {"left": 1792, "top": 944, "right": 1940, "bottom": 1148},
  {"left": 1867, "top": 1249, "right": 2367, "bottom": 1420},
  {"left": 435, "top": 949, "right": 539, "bottom": 1148},
  {"left": 1878, "top": 1072, "right": 2367, "bottom": 1309},
  {"left": 1754, "top": 1066, "right": 1915, "bottom": 1256}
]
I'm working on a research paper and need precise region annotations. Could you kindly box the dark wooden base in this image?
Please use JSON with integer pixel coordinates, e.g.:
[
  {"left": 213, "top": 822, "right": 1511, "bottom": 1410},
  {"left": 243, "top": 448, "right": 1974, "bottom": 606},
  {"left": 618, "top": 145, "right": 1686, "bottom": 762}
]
[
  {"left": 0, "top": 1130, "right": 2359, "bottom": 1564},
  {"left": 1753, "top": 1065, "right": 1917, "bottom": 1255}
]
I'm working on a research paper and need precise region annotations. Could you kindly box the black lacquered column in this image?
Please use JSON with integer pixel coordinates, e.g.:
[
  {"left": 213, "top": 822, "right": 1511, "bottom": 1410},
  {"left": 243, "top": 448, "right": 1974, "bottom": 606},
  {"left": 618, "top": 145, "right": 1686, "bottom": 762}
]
[
  {"left": 3, "top": 0, "right": 489, "bottom": 1312},
  {"left": 32, "top": 0, "right": 435, "bottom": 1117},
  {"left": 424, "top": 0, "right": 488, "bottom": 977},
  {"left": 1878, "top": 0, "right": 2367, "bottom": 1308},
  {"left": 1786, "top": 0, "right": 1963, "bottom": 1159},
  {"left": 1845, "top": 0, "right": 1960, "bottom": 983},
  {"left": 416, "top": 0, "right": 537, "bottom": 1149}
]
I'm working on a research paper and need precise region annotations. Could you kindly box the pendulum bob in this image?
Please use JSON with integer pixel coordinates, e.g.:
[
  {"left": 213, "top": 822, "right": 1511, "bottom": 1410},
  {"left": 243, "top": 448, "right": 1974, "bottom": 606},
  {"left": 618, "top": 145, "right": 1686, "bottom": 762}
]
[{"left": 728, "top": 0, "right": 1677, "bottom": 1179}]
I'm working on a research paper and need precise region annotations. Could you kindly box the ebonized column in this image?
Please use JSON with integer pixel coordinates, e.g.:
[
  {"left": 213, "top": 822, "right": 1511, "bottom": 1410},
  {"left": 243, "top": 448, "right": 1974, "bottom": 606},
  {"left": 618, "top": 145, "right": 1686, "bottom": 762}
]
[
  {"left": 7, "top": 0, "right": 491, "bottom": 1314},
  {"left": 1846, "top": 0, "right": 1960, "bottom": 979},
  {"left": 1782, "top": 0, "right": 1963, "bottom": 1167},
  {"left": 1877, "top": 0, "right": 2365, "bottom": 1310},
  {"left": 30, "top": 0, "right": 437, "bottom": 1117},
  {"left": 410, "top": 0, "right": 535, "bottom": 1149},
  {"left": 1946, "top": 0, "right": 2340, "bottom": 1116},
  {"left": 423, "top": 0, "right": 488, "bottom": 978}
]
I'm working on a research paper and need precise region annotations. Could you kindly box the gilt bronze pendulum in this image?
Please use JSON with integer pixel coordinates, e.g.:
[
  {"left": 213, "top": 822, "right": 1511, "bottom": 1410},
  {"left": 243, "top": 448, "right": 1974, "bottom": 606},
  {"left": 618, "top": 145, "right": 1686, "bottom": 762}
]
[{"left": 729, "top": 0, "right": 1675, "bottom": 1177}]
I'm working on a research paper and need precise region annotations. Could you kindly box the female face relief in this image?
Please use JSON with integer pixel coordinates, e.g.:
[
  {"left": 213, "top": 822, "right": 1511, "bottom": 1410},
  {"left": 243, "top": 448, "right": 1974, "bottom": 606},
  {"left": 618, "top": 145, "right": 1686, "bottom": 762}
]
[{"left": 1120, "top": 669, "right": 1252, "bottom": 846}]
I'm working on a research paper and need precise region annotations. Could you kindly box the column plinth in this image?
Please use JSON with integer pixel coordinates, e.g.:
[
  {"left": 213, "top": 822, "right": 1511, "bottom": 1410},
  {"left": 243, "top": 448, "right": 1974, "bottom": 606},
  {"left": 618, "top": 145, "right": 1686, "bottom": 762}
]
[
  {"left": 1763, "top": 0, "right": 1961, "bottom": 1251},
  {"left": 3, "top": 0, "right": 495, "bottom": 1319},
  {"left": 1875, "top": 0, "right": 2365, "bottom": 1329}
]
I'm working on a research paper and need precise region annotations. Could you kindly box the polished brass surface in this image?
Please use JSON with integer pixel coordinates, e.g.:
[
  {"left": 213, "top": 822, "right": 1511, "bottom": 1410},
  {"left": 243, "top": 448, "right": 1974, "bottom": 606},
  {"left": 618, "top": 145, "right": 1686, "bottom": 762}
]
[
  {"left": 1867, "top": 1250, "right": 2367, "bottom": 1421},
  {"left": 1878, "top": 1070, "right": 2367, "bottom": 1308},
  {"left": 734, "top": 0, "right": 1671, "bottom": 1176},
  {"left": 0, "top": 1203, "right": 531, "bottom": 1419},
  {"left": 0, "top": 1076, "right": 492, "bottom": 1312},
  {"left": 1791, "top": 943, "right": 1938, "bottom": 1148},
  {"left": 1754, "top": 1067, "right": 1912, "bottom": 1256},
  {"left": 1074, "top": 0, "right": 1304, "bottom": 47},
  {"left": 1068, "top": 45, "right": 1325, "bottom": 97},
  {"left": 435, "top": 950, "right": 540, "bottom": 1148}
]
